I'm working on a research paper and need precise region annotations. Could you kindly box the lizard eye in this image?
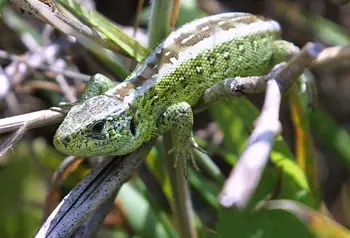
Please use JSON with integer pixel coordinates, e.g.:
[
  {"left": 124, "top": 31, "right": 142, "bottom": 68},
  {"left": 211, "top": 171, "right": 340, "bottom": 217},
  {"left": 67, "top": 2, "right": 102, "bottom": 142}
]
[{"left": 91, "top": 120, "right": 106, "bottom": 135}]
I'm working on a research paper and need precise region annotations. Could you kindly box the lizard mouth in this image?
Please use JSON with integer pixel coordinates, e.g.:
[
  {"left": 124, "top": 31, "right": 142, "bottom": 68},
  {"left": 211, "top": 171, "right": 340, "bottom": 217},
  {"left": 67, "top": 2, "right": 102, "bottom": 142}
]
[{"left": 53, "top": 135, "right": 70, "bottom": 154}]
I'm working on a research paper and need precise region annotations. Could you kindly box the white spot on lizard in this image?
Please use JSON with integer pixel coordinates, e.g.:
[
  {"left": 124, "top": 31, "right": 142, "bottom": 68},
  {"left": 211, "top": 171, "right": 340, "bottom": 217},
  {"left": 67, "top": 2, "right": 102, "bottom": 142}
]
[{"left": 181, "top": 34, "right": 195, "bottom": 44}]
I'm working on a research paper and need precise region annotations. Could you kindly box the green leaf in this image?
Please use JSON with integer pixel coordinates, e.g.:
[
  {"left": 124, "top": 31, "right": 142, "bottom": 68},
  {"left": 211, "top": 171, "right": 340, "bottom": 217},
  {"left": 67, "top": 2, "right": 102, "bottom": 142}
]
[
  {"left": 140, "top": 0, "right": 207, "bottom": 27},
  {"left": 211, "top": 98, "right": 315, "bottom": 207},
  {"left": 1, "top": 7, "right": 42, "bottom": 45},
  {"left": 214, "top": 207, "right": 314, "bottom": 238},
  {"left": 0, "top": 142, "right": 45, "bottom": 237},
  {"left": 265, "top": 200, "right": 350, "bottom": 238},
  {"left": 0, "top": 0, "right": 7, "bottom": 9},
  {"left": 188, "top": 168, "right": 221, "bottom": 210},
  {"left": 309, "top": 15, "right": 350, "bottom": 46},
  {"left": 310, "top": 108, "right": 350, "bottom": 169},
  {"left": 118, "top": 182, "right": 173, "bottom": 238},
  {"left": 57, "top": 0, "right": 150, "bottom": 62},
  {"left": 289, "top": 82, "right": 319, "bottom": 202}
]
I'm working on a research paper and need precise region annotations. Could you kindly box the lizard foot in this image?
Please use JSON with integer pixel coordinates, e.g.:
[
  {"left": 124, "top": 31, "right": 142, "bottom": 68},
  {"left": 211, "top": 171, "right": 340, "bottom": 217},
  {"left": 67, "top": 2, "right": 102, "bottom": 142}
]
[
  {"left": 50, "top": 102, "right": 76, "bottom": 114},
  {"left": 169, "top": 138, "right": 207, "bottom": 176}
]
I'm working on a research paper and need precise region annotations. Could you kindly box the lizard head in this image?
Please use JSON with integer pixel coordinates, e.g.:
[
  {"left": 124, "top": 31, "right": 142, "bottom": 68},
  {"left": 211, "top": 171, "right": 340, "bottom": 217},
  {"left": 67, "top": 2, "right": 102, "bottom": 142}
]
[{"left": 53, "top": 95, "right": 140, "bottom": 156}]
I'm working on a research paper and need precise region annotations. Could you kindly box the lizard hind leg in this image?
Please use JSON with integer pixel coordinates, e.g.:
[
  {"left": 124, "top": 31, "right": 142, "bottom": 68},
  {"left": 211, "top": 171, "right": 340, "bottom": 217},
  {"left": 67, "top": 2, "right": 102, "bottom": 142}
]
[
  {"left": 271, "top": 41, "right": 317, "bottom": 107},
  {"left": 158, "top": 102, "right": 206, "bottom": 175},
  {"left": 270, "top": 40, "right": 300, "bottom": 67}
]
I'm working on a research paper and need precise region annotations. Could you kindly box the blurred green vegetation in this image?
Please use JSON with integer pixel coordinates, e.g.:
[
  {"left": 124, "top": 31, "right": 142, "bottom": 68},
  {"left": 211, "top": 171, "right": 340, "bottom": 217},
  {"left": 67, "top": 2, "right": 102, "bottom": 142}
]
[{"left": 0, "top": 0, "right": 349, "bottom": 237}]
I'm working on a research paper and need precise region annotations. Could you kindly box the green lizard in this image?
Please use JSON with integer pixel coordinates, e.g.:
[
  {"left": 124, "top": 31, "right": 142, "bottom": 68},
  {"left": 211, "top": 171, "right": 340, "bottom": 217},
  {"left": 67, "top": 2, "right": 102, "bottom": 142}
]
[{"left": 53, "top": 12, "right": 299, "bottom": 169}]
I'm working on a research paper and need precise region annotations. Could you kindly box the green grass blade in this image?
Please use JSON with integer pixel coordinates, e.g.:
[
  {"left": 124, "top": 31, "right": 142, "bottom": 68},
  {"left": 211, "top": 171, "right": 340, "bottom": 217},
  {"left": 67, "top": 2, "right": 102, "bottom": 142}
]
[
  {"left": 57, "top": 0, "right": 150, "bottom": 62},
  {"left": 118, "top": 182, "right": 173, "bottom": 238},
  {"left": 265, "top": 199, "right": 350, "bottom": 238},
  {"left": 289, "top": 85, "right": 320, "bottom": 203},
  {"left": 214, "top": 207, "right": 314, "bottom": 238},
  {"left": 211, "top": 98, "right": 315, "bottom": 207},
  {"left": 310, "top": 108, "right": 350, "bottom": 169}
]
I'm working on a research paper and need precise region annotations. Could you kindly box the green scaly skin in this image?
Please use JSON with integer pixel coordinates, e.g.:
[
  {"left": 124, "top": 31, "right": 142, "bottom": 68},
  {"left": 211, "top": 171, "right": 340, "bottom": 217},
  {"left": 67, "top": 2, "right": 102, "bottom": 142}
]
[{"left": 53, "top": 13, "right": 299, "bottom": 168}]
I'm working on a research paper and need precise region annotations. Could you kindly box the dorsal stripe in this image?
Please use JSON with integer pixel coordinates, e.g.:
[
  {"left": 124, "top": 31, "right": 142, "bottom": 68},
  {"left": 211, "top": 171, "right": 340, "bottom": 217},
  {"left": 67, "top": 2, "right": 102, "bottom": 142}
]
[{"left": 107, "top": 13, "right": 280, "bottom": 102}]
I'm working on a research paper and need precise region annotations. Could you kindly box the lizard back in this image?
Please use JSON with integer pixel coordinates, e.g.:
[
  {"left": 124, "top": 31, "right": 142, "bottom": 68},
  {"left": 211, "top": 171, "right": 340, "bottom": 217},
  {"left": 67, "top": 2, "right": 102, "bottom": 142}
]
[{"left": 107, "top": 13, "right": 281, "bottom": 110}]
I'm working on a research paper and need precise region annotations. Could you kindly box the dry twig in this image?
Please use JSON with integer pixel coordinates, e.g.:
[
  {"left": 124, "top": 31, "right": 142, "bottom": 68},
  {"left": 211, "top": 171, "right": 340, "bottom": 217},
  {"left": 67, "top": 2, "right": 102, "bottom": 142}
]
[{"left": 218, "top": 43, "right": 324, "bottom": 208}]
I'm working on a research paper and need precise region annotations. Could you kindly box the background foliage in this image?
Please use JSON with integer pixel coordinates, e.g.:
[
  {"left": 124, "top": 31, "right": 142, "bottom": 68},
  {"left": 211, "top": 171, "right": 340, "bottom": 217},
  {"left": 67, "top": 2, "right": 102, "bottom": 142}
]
[{"left": 0, "top": 0, "right": 349, "bottom": 237}]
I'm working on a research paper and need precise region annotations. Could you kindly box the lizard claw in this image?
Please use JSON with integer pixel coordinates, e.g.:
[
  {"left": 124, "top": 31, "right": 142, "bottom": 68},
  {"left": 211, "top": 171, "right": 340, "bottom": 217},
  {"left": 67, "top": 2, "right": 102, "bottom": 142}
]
[
  {"left": 58, "top": 101, "right": 75, "bottom": 107},
  {"left": 190, "top": 137, "right": 209, "bottom": 155},
  {"left": 170, "top": 151, "right": 198, "bottom": 178},
  {"left": 168, "top": 137, "right": 205, "bottom": 176},
  {"left": 50, "top": 106, "right": 67, "bottom": 114},
  {"left": 50, "top": 102, "right": 76, "bottom": 114}
]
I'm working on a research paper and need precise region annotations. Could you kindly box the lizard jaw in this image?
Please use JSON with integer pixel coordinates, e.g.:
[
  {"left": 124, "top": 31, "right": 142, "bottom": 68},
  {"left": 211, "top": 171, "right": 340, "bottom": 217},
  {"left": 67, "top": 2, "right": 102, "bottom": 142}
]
[{"left": 53, "top": 134, "right": 71, "bottom": 155}]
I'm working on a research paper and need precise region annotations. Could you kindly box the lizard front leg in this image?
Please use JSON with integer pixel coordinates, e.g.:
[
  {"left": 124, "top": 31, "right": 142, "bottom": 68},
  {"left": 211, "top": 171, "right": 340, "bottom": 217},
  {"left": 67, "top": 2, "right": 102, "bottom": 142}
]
[
  {"left": 52, "top": 73, "right": 116, "bottom": 113},
  {"left": 80, "top": 73, "right": 116, "bottom": 101},
  {"left": 157, "top": 102, "right": 205, "bottom": 173}
]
